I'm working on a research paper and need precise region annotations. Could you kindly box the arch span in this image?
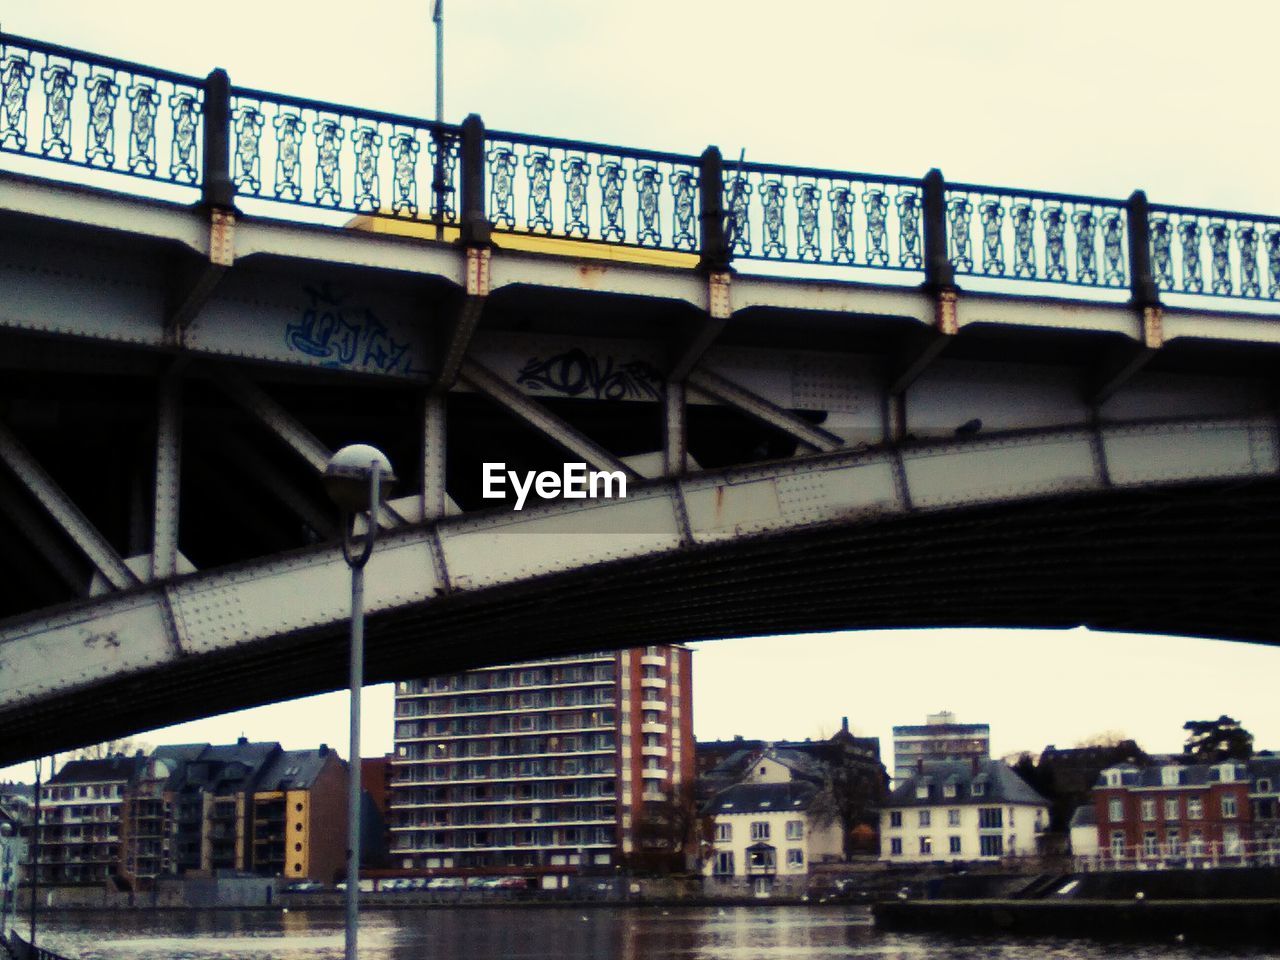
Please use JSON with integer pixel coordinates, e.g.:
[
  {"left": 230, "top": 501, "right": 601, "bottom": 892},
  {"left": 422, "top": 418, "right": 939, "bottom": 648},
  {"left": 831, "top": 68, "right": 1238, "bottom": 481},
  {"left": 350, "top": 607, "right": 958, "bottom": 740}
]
[{"left": 2, "top": 413, "right": 1277, "bottom": 764}]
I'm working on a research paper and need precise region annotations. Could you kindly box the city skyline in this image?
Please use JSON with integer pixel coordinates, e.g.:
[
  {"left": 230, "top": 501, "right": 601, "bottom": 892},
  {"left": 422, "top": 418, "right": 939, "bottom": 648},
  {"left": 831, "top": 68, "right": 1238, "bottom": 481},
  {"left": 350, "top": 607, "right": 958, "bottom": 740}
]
[{"left": 4, "top": 1, "right": 1279, "bottom": 780}]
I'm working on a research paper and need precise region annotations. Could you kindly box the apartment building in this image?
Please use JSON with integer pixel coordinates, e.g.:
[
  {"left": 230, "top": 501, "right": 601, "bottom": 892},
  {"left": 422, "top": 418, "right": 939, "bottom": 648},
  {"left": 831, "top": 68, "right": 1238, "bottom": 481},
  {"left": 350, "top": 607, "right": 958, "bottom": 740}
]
[
  {"left": 38, "top": 741, "right": 346, "bottom": 887},
  {"left": 389, "top": 645, "right": 693, "bottom": 878},
  {"left": 891, "top": 711, "right": 990, "bottom": 787},
  {"left": 36, "top": 756, "right": 144, "bottom": 885}
]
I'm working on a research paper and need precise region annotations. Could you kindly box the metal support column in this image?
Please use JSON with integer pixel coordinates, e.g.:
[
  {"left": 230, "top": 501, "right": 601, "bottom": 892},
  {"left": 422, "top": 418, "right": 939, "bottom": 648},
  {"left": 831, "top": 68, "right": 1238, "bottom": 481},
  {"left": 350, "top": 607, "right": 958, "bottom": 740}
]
[
  {"left": 151, "top": 369, "right": 182, "bottom": 581},
  {"left": 663, "top": 380, "right": 686, "bottom": 477},
  {"left": 422, "top": 392, "right": 447, "bottom": 520}
]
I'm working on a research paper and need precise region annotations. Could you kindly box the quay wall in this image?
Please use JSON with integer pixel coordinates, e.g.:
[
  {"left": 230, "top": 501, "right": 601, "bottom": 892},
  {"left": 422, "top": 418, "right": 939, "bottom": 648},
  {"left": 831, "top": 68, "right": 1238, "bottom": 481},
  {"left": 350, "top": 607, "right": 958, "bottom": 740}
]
[{"left": 874, "top": 899, "right": 1280, "bottom": 943}]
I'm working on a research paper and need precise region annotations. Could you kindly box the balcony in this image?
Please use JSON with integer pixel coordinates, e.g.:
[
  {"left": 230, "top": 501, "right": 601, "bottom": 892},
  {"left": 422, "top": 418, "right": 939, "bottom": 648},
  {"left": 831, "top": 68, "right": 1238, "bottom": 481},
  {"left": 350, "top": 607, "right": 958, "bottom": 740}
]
[
  {"left": 641, "top": 745, "right": 667, "bottom": 758},
  {"left": 640, "top": 654, "right": 666, "bottom": 668},
  {"left": 641, "top": 722, "right": 667, "bottom": 735},
  {"left": 640, "top": 701, "right": 666, "bottom": 713},
  {"left": 641, "top": 767, "right": 667, "bottom": 780},
  {"left": 639, "top": 676, "right": 667, "bottom": 690}
]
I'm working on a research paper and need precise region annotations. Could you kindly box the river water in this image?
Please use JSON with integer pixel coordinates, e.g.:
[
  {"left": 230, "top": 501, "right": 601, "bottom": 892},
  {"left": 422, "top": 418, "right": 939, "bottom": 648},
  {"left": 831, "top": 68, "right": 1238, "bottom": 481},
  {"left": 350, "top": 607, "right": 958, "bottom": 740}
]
[{"left": 24, "top": 906, "right": 1279, "bottom": 960}]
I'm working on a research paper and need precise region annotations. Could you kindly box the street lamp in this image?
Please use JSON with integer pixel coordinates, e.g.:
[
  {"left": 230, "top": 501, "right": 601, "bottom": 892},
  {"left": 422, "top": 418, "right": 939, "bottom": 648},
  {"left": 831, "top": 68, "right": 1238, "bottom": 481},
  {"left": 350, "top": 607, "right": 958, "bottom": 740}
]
[{"left": 325, "top": 444, "right": 395, "bottom": 960}]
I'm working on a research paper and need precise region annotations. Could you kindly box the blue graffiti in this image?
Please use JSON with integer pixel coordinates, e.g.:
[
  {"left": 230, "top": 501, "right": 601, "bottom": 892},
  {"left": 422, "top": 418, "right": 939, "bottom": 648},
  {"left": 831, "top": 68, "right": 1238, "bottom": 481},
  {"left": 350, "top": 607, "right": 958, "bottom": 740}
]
[{"left": 286, "top": 283, "right": 424, "bottom": 375}]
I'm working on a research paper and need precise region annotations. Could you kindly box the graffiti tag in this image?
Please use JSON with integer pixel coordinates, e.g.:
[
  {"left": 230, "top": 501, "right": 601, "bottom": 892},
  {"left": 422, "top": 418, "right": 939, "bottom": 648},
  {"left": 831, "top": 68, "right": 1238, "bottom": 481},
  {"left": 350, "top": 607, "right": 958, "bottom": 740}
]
[
  {"left": 285, "top": 283, "right": 424, "bottom": 376},
  {"left": 516, "top": 348, "right": 663, "bottom": 401}
]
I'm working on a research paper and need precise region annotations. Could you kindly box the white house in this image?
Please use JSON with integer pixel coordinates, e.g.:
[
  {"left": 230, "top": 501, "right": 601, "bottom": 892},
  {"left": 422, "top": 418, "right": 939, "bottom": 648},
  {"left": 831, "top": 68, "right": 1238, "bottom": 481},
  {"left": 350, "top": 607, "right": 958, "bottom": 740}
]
[
  {"left": 880, "top": 759, "right": 1048, "bottom": 863},
  {"left": 1068, "top": 804, "right": 1099, "bottom": 857},
  {"left": 702, "top": 751, "right": 843, "bottom": 896}
]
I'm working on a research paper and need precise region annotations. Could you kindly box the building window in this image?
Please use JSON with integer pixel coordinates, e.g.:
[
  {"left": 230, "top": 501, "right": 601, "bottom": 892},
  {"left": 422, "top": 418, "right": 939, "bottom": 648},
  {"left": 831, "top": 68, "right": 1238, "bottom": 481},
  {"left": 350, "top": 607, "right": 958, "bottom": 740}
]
[
  {"left": 979, "top": 835, "right": 1003, "bottom": 857},
  {"left": 1187, "top": 797, "right": 1203, "bottom": 819},
  {"left": 949, "top": 836, "right": 962, "bottom": 854},
  {"left": 889, "top": 811, "right": 902, "bottom": 828},
  {"left": 1142, "top": 831, "right": 1158, "bottom": 856},
  {"left": 918, "top": 811, "right": 931, "bottom": 828},
  {"left": 1221, "top": 795, "right": 1238, "bottom": 818},
  {"left": 943, "top": 782, "right": 957, "bottom": 798},
  {"left": 947, "top": 809, "right": 961, "bottom": 827},
  {"left": 978, "top": 808, "right": 1003, "bottom": 830},
  {"left": 971, "top": 781, "right": 985, "bottom": 797},
  {"left": 1140, "top": 798, "right": 1156, "bottom": 821},
  {"left": 1166, "top": 829, "right": 1180, "bottom": 854},
  {"left": 919, "top": 837, "right": 932, "bottom": 855},
  {"left": 1164, "top": 797, "right": 1179, "bottom": 820},
  {"left": 1111, "top": 831, "right": 1126, "bottom": 857},
  {"left": 714, "top": 851, "right": 735, "bottom": 876},
  {"left": 1189, "top": 830, "right": 1204, "bottom": 855},
  {"left": 750, "top": 822, "right": 770, "bottom": 841},
  {"left": 785, "top": 820, "right": 803, "bottom": 840},
  {"left": 787, "top": 849, "right": 804, "bottom": 868},
  {"left": 890, "top": 838, "right": 902, "bottom": 856},
  {"left": 1108, "top": 798, "right": 1123, "bottom": 822},
  {"left": 716, "top": 823, "right": 732, "bottom": 842}
]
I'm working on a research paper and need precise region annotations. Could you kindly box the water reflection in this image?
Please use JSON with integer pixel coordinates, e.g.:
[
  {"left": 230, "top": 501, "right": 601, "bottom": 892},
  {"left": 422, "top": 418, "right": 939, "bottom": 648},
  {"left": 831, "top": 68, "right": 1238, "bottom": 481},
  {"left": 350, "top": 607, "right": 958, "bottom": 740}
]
[{"left": 31, "top": 906, "right": 1280, "bottom": 960}]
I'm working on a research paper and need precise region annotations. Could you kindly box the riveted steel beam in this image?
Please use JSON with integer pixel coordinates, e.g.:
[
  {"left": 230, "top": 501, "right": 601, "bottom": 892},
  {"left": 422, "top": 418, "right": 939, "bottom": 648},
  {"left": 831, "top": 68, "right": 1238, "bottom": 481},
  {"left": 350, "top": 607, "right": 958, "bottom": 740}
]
[
  {"left": 150, "top": 368, "right": 184, "bottom": 581},
  {"left": 434, "top": 247, "right": 490, "bottom": 392},
  {"left": 165, "top": 209, "right": 235, "bottom": 338},
  {"left": 1091, "top": 307, "right": 1163, "bottom": 407},
  {"left": 209, "top": 426, "right": 338, "bottom": 540},
  {"left": 669, "top": 271, "right": 731, "bottom": 382},
  {"left": 663, "top": 380, "right": 687, "bottom": 477},
  {"left": 460, "top": 359, "right": 640, "bottom": 479},
  {"left": 687, "top": 367, "right": 843, "bottom": 453},
  {"left": 0, "top": 419, "right": 139, "bottom": 591},
  {"left": 212, "top": 370, "right": 409, "bottom": 529},
  {"left": 1, "top": 413, "right": 1276, "bottom": 757},
  {"left": 422, "top": 391, "right": 447, "bottom": 520},
  {"left": 0, "top": 468, "right": 86, "bottom": 593}
]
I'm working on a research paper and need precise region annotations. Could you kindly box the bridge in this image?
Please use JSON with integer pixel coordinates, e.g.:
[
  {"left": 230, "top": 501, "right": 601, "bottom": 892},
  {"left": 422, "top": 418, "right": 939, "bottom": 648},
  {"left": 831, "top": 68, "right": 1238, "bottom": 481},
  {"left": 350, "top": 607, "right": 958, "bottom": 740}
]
[{"left": 1, "top": 32, "right": 1278, "bottom": 764}]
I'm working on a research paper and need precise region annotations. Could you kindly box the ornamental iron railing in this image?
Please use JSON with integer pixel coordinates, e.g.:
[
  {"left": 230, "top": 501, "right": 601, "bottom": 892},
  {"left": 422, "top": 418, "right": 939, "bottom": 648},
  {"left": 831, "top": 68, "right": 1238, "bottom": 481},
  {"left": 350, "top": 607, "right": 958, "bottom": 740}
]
[
  {"left": 228, "top": 86, "right": 458, "bottom": 223},
  {"left": 2, "top": 31, "right": 1279, "bottom": 311},
  {"left": 1148, "top": 203, "right": 1280, "bottom": 301},
  {"left": 0, "top": 34, "right": 204, "bottom": 189},
  {"left": 724, "top": 160, "right": 924, "bottom": 271},
  {"left": 944, "top": 183, "right": 1130, "bottom": 291},
  {"left": 483, "top": 129, "right": 700, "bottom": 253}
]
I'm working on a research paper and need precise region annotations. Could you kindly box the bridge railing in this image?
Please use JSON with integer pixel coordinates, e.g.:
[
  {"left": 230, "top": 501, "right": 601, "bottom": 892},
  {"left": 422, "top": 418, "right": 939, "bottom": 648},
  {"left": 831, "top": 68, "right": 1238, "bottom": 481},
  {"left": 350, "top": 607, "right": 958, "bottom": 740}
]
[
  {"left": 3, "top": 30, "right": 1279, "bottom": 311},
  {"left": 943, "top": 182, "right": 1132, "bottom": 293},
  {"left": 0, "top": 33, "right": 204, "bottom": 194},
  {"left": 226, "top": 85, "right": 460, "bottom": 224},
  {"left": 1147, "top": 202, "right": 1280, "bottom": 302},
  {"left": 721, "top": 159, "right": 925, "bottom": 273},
  {"left": 482, "top": 127, "right": 702, "bottom": 255}
]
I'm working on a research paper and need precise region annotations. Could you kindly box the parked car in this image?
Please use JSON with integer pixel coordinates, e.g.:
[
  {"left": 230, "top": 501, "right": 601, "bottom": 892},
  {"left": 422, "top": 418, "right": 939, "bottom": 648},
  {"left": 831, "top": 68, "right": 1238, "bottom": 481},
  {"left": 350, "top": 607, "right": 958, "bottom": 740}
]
[
  {"left": 285, "top": 880, "right": 324, "bottom": 893},
  {"left": 427, "top": 876, "right": 464, "bottom": 890}
]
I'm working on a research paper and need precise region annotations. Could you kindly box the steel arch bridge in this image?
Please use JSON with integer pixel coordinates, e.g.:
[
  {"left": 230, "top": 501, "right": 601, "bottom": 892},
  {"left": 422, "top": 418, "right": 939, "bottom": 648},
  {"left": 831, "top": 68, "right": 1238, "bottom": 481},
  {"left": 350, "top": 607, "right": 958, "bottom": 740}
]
[{"left": 1, "top": 32, "right": 1279, "bottom": 763}]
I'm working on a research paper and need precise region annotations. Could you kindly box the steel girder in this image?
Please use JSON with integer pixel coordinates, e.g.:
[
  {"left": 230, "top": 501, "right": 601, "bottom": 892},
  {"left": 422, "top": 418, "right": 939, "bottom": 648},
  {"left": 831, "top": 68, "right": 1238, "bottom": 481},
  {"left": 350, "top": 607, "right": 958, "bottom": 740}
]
[{"left": 1, "top": 413, "right": 1277, "bottom": 762}]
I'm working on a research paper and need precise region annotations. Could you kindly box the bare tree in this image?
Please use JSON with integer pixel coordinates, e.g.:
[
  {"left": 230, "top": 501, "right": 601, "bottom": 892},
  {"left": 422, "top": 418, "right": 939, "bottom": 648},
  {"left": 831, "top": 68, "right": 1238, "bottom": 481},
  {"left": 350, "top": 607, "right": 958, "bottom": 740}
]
[{"left": 73, "top": 739, "right": 153, "bottom": 760}]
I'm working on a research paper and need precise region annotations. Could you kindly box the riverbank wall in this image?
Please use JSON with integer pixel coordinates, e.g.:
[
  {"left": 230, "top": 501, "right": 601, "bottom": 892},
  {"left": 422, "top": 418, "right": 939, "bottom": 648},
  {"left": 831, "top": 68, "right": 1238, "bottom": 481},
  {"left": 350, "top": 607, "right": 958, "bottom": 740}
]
[{"left": 873, "top": 899, "right": 1280, "bottom": 943}]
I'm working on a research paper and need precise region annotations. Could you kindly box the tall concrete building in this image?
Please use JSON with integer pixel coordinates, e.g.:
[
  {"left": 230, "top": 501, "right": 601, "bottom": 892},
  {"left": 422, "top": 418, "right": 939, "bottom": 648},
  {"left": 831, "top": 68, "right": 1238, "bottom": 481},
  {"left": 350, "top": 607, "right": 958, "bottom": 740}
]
[
  {"left": 892, "top": 711, "right": 990, "bottom": 787},
  {"left": 389, "top": 645, "right": 693, "bottom": 879}
]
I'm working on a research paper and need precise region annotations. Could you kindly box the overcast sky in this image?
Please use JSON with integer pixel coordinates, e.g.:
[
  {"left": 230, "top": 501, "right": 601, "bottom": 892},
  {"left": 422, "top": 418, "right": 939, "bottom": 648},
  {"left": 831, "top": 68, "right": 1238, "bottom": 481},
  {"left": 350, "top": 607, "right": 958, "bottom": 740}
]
[{"left": 4, "top": 1, "right": 1280, "bottom": 780}]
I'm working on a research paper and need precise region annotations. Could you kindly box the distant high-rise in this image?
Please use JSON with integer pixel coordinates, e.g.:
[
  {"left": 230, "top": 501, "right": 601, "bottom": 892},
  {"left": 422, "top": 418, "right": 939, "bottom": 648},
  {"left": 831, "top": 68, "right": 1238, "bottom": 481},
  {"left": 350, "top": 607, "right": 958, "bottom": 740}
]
[
  {"left": 389, "top": 645, "right": 693, "bottom": 878},
  {"left": 892, "top": 711, "right": 990, "bottom": 787}
]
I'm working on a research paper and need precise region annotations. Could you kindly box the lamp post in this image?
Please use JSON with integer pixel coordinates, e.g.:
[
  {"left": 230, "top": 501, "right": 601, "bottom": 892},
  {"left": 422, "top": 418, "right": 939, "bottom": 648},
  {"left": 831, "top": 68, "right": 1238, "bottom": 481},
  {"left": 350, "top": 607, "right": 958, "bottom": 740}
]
[{"left": 324, "top": 444, "right": 395, "bottom": 960}]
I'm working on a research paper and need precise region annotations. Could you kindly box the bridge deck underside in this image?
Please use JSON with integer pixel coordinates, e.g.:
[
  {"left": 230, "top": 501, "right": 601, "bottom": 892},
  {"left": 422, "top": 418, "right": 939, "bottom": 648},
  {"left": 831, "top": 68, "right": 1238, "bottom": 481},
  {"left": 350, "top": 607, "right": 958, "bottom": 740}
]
[{"left": 3, "top": 477, "right": 1276, "bottom": 764}]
